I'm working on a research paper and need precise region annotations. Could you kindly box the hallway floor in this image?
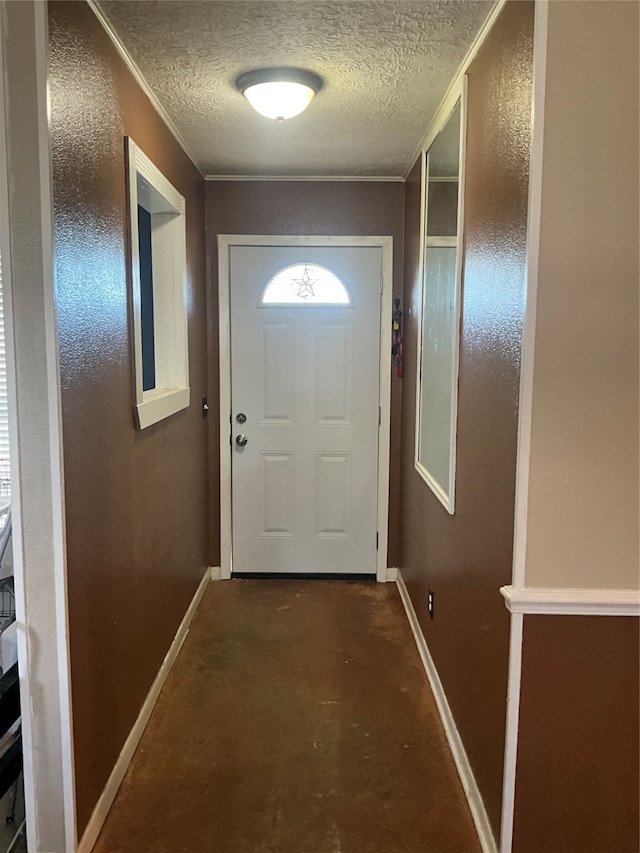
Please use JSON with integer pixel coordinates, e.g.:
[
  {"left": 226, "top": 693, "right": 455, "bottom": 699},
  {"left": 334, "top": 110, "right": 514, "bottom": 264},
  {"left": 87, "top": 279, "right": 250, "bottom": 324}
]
[{"left": 93, "top": 580, "right": 481, "bottom": 853}]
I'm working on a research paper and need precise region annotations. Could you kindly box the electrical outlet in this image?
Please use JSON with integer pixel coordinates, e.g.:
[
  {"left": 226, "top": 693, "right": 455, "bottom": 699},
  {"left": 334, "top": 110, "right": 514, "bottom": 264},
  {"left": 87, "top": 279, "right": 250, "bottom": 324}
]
[{"left": 428, "top": 589, "right": 434, "bottom": 619}]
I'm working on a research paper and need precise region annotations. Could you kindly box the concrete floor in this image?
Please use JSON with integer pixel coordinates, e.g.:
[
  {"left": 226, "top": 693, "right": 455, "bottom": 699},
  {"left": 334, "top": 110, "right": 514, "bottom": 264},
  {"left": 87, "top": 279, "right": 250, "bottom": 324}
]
[{"left": 93, "top": 580, "right": 481, "bottom": 852}]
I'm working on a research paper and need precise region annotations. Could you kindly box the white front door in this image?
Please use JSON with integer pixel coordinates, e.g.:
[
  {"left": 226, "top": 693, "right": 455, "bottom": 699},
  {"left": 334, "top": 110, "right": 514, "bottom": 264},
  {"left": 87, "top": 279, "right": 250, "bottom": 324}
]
[{"left": 229, "top": 244, "right": 382, "bottom": 575}]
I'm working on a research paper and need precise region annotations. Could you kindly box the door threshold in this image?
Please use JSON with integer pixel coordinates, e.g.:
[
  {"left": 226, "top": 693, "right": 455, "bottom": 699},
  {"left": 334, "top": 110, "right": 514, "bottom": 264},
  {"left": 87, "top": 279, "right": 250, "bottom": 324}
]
[{"left": 231, "top": 572, "right": 377, "bottom": 582}]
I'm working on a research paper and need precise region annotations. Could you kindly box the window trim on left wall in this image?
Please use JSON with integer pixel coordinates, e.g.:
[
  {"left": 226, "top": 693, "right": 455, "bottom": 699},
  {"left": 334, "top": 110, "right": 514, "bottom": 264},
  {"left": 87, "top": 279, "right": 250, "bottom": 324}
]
[{"left": 126, "top": 137, "right": 189, "bottom": 429}]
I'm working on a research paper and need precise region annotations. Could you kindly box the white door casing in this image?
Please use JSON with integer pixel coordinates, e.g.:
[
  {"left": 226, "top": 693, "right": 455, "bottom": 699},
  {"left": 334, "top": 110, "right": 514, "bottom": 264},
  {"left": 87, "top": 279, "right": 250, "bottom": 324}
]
[{"left": 218, "top": 236, "right": 393, "bottom": 581}]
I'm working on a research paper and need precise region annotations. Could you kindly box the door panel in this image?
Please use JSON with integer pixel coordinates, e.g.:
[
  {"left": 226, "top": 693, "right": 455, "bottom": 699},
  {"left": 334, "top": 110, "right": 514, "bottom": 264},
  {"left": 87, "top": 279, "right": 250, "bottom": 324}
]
[
  {"left": 261, "top": 322, "right": 295, "bottom": 422},
  {"left": 316, "top": 322, "right": 352, "bottom": 423},
  {"left": 260, "top": 452, "right": 295, "bottom": 537},
  {"left": 230, "top": 245, "right": 381, "bottom": 575},
  {"left": 315, "top": 452, "right": 351, "bottom": 538}
]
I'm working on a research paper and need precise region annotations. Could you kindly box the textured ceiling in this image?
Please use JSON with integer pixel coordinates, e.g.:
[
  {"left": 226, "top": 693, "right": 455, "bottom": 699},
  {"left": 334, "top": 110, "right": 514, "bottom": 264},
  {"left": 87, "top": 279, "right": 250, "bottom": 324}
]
[{"left": 96, "top": 0, "right": 494, "bottom": 177}]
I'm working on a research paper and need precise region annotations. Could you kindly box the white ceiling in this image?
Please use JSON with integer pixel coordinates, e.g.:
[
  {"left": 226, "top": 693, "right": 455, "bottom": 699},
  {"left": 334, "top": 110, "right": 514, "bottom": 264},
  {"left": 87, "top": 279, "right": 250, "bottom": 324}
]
[{"left": 96, "top": 0, "right": 494, "bottom": 178}]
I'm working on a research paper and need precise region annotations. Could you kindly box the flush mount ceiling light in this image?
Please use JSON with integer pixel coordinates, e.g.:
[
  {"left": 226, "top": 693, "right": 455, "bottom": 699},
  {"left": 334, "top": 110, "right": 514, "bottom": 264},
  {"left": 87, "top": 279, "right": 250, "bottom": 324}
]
[{"left": 235, "top": 67, "right": 323, "bottom": 121}]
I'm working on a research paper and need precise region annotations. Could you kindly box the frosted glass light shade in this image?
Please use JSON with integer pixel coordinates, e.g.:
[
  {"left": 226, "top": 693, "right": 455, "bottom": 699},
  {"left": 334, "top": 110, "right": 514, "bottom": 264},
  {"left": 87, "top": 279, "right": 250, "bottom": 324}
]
[
  {"left": 236, "top": 68, "right": 322, "bottom": 121},
  {"left": 244, "top": 82, "right": 315, "bottom": 120}
]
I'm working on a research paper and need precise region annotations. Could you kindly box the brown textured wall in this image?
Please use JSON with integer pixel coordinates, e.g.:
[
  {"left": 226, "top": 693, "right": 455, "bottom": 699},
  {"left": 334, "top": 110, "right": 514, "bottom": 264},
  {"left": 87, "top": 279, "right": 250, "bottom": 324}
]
[
  {"left": 205, "top": 180, "right": 404, "bottom": 568},
  {"left": 49, "top": 1, "right": 208, "bottom": 835},
  {"left": 513, "top": 616, "right": 640, "bottom": 852},
  {"left": 399, "top": 1, "right": 534, "bottom": 837}
]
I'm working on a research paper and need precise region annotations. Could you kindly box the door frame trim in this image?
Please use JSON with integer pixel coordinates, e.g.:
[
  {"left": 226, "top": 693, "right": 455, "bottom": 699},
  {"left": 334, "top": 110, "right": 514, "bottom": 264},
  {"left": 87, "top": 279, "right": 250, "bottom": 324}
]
[{"left": 217, "top": 235, "right": 393, "bottom": 582}]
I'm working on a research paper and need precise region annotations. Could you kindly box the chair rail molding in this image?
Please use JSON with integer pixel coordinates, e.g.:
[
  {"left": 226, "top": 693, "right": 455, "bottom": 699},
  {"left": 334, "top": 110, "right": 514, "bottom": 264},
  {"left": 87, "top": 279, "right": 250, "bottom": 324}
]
[{"left": 500, "top": 585, "right": 640, "bottom": 617}]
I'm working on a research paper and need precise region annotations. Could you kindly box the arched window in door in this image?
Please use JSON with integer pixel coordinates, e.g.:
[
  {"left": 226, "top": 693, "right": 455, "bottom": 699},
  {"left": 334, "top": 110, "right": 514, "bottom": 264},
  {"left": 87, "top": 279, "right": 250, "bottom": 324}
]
[{"left": 259, "top": 263, "right": 352, "bottom": 306}]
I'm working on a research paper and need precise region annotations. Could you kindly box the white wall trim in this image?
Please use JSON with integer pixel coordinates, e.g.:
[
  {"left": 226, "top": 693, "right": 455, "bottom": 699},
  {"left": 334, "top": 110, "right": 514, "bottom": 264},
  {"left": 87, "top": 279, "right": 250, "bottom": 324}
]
[
  {"left": 376, "top": 238, "right": 393, "bottom": 583},
  {"left": 404, "top": 0, "right": 507, "bottom": 176},
  {"left": 217, "top": 238, "right": 232, "bottom": 581},
  {"left": 499, "top": 5, "right": 550, "bottom": 851},
  {"left": 396, "top": 572, "right": 497, "bottom": 853},
  {"left": 500, "top": 585, "right": 640, "bottom": 617},
  {"left": 511, "top": 1, "right": 548, "bottom": 592},
  {"left": 86, "top": 0, "right": 203, "bottom": 177},
  {"left": 386, "top": 567, "right": 398, "bottom": 582},
  {"left": 0, "top": 2, "right": 77, "bottom": 848},
  {"left": 210, "top": 565, "right": 222, "bottom": 581},
  {"left": 499, "top": 612, "right": 523, "bottom": 853},
  {"left": 77, "top": 567, "right": 211, "bottom": 853},
  {"left": 205, "top": 174, "right": 404, "bottom": 183},
  {"left": 217, "top": 235, "right": 393, "bottom": 583}
]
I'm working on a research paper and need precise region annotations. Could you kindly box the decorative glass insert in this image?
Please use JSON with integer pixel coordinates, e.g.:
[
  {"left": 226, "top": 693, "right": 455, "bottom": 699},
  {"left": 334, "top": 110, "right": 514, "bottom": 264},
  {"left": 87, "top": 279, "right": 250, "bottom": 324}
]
[{"left": 260, "top": 264, "right": 351, "bottom": 306}]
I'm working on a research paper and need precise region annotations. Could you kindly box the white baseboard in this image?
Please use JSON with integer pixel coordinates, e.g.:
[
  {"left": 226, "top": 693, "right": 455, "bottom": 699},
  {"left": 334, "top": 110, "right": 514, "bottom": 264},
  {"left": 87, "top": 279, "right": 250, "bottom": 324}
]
[
  {"left": 396, "top": 572, "right": 497, "bottom": 853},
  {"left": 386, "top": 567, "right": 398, "bottom": 582},
  {"left": 77, "top": 567, "right": 211, "bottom": 853},
  {"left": 210, "top": 565, "right": 222, "bottom": 581}
]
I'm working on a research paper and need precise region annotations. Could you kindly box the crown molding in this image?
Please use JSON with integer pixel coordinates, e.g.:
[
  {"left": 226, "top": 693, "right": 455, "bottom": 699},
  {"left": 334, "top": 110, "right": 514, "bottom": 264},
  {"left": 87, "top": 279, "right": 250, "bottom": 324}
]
[
  {"left": 404, "top": 0, "right": 508, "bottom": 177},
  {"left": 204, "top": 174, "right": 404, "bottom": 182},
  {"left": 88, "top": 0, "right": 507, "bottom": 184},
  {"left": 500, "top": 585, "right": 640, "bottom": 617},
  {"left": 87, "top": 0, "right": 204, "bottom": 177}
]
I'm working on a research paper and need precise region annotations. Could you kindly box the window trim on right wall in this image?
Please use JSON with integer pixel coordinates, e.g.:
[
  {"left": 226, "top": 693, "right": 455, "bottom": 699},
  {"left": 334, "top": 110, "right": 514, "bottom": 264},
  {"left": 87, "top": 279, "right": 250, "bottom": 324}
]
[{"left": 414, "top": 78, "right": 468, "bottom": 514}]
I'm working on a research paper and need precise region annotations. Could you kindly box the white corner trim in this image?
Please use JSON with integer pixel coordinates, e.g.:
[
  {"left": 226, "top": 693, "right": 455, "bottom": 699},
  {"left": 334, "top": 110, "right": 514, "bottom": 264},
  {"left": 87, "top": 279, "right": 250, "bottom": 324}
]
[
  {"left": 204, "top": 174, "right": 404, "bottom": 182},
  {"left": 210, "top": 565, "right": 222, "bottom": 581},
  {"left": 499, "top": 611, "right": 523, "bottom": 853},
  {"left": 0, "top": 3, "right": 77, "bottom": 848},
  {"left": 86, "top": 0, "right": 203, "bottom": 177},
  {"left": 500, "top": 6, "right": 549, "bottom": 845},
  {"left": 386, "top": 567, "right": 398, "bottom": 582},
  {"left": 404, "top": 0, "right": 507, "bottom": 176},
  {"left": 396, "top": 572, "right": 497, "bottom": 853},
  {"left": 217, "top": 236, "right": 233, "bottom": 581},
  {"left": 376, "top": 238, "right": 394, "bottom": 583},
  {"left": 511, "top": 0, "right": 549, "bottom": 591},
  {"left": 77, "top": 567, "right": 211, "bottom": 853},
  {"left": 500, "top": 585, "right": 640, "bottom": 617}
]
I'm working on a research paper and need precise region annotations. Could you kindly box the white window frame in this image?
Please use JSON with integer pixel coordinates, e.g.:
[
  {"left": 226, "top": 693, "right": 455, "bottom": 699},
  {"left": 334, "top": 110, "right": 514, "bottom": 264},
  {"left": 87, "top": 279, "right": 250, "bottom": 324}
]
[{"left": 126, "top": 138, "right": 189, "bottom": 429}]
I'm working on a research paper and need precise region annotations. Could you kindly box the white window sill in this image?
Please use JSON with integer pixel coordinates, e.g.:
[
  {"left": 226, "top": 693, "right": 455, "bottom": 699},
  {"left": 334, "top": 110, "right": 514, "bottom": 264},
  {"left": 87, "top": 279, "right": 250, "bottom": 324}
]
[{"left": 136, "top": 386, "right": 190, "bottom": 429}]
